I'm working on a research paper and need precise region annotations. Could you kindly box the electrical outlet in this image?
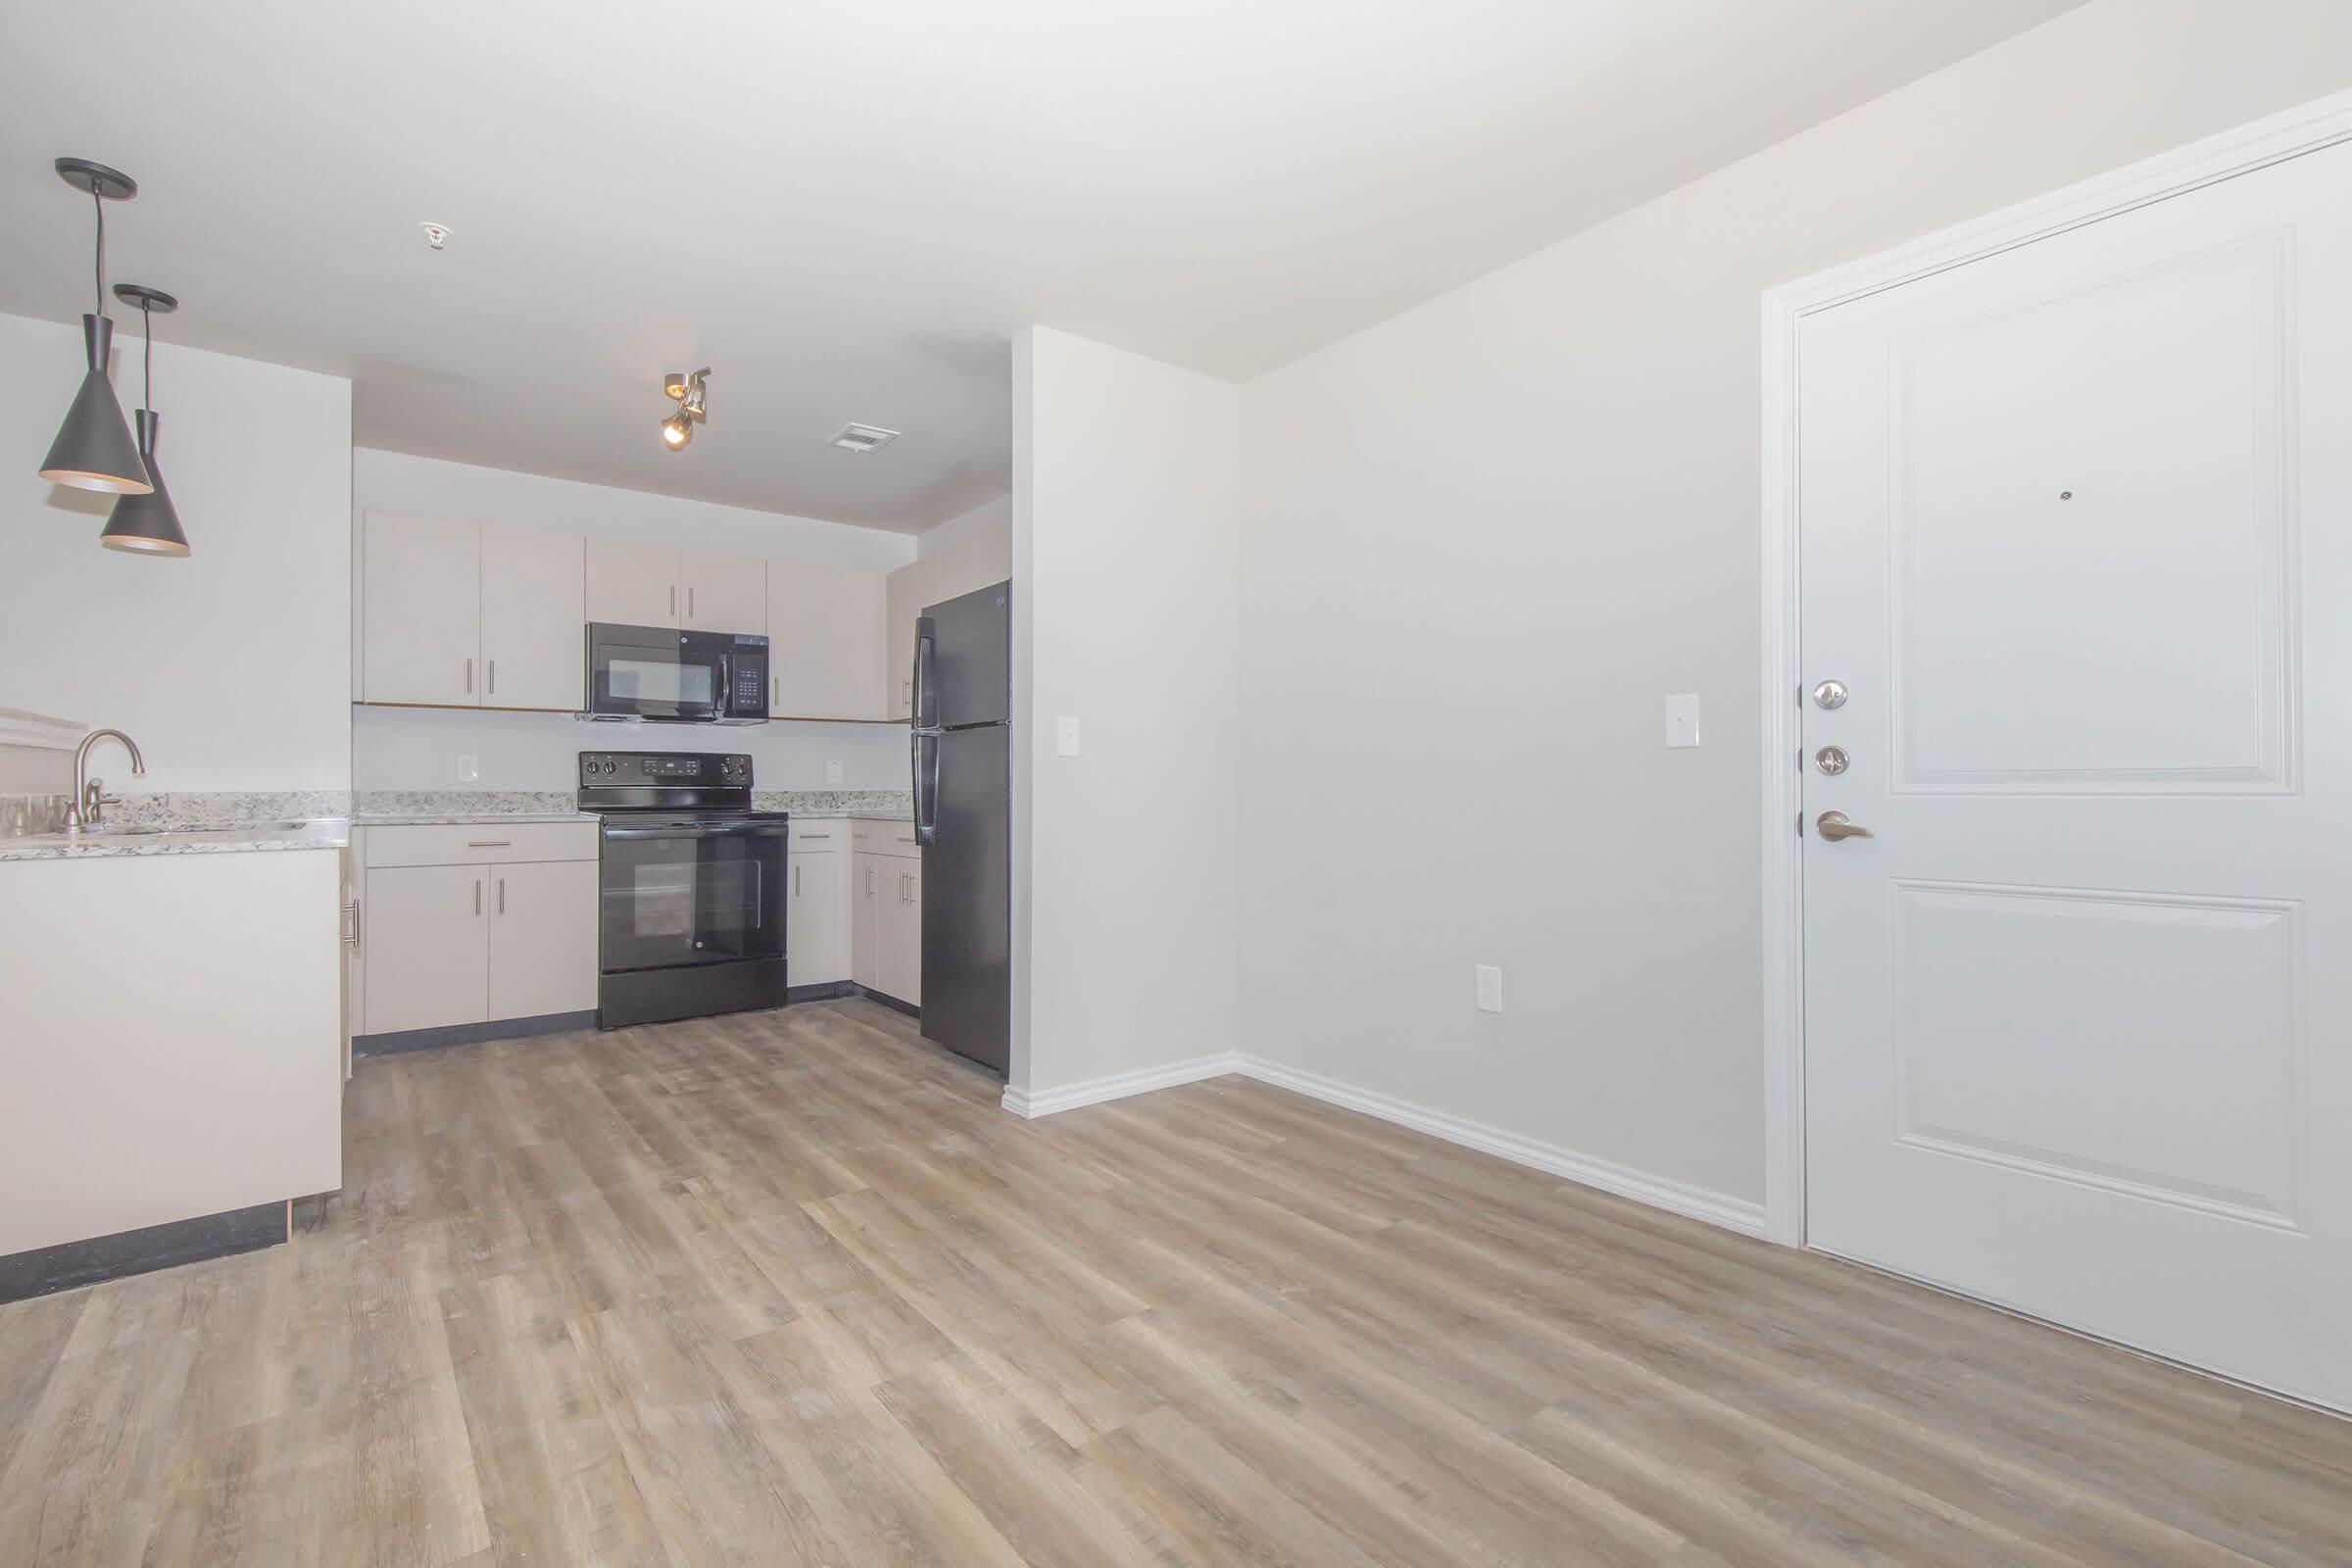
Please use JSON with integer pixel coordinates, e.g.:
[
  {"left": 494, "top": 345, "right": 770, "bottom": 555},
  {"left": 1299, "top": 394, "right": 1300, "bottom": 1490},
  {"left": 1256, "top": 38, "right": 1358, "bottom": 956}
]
[
  {"left": 826, "top": 760, "right": 843, "bottom": 784},
  {"left": 1475, "top": 964, "right": 1503, "bottom": 1013},
  {"left": 456, "top": 754, "right": 479, "bottom": 784}
]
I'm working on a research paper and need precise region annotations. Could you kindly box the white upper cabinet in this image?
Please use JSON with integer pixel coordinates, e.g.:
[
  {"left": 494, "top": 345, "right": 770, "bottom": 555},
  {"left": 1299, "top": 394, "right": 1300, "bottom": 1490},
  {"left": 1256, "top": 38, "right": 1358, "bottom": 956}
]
[
  {"left": 363, "top": 511, "right": 481, "bottom": 707},
  {"left": 585, "top": 537, "right": 681, "bottom": 627},
  {"left": 883, "top": 535, "right": 1008, "bottom": 719},
  {"left": 680, "top": 548, "right": 767, "bottom": 634},
  {"left": 767, "top": 561, "right": 888, "bottom": 720},
  {"left": 478, "top": 521, "right": 584, "bottom": 710}
]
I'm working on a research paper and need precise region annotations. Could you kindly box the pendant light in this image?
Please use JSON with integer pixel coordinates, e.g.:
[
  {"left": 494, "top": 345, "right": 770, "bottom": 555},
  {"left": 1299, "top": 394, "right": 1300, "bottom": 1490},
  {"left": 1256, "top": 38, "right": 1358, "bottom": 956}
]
[
  {"left": 39, "top": 159, "right": 152, "bottom": 496},
  {"left": 100, "top": 285, "right": 189, "bottom": 557}
]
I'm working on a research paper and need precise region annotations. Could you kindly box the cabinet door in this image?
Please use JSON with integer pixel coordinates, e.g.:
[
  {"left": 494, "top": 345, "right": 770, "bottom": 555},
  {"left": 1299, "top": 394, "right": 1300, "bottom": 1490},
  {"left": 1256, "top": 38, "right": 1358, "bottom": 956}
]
[
  {"left": 767, "top": 561, "right": 888, "bottom": 719},
  {"left": 479, "top": 522, "right": 585, "bottom": 711},
  {"left": 851, "top": 852, "right": 884, "bottom": 988},
  {"left": 363, "top": 511, "right": 480, "bottom": 706},
  {"left": 680, "top": 548, "right": 768, "bottom": 634},
  {"left": 488, "top": 859, "right": 600, "bottom": 1021},
  {"left": 788, "top": 850, "right": 848, "bottom": 986},
  {"left": 585, "top": 537, "right": 680, "bottom": 627},
  {"left": 878, "top": 859, "right": 922, "bottom": 1006},
  {"left": 363, "top": 864, "right": 489, "bottom": 1034},
  {"left": 883, "top": 558, "right": 930, "bottom": 720}
]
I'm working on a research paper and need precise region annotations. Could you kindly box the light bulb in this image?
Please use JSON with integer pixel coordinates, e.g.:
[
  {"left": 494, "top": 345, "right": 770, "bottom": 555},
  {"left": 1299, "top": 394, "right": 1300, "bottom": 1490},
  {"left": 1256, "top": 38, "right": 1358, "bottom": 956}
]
[{"left": 661, "top": 411, "right": 693, "bottom": 450}]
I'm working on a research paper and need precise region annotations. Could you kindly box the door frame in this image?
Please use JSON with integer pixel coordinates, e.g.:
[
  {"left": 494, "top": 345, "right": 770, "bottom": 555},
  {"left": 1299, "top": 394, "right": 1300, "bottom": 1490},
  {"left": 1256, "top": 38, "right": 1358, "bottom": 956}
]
[{"left": 1757, "top": 88, "right": 2352, "bottom": 1249}]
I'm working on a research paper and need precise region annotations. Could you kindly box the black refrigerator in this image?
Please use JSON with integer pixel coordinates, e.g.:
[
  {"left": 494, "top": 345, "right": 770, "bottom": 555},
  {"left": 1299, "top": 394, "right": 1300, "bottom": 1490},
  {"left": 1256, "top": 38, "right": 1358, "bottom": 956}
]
[{"left": 911, "top": 581, "right": 1010, "bottom": 1074}]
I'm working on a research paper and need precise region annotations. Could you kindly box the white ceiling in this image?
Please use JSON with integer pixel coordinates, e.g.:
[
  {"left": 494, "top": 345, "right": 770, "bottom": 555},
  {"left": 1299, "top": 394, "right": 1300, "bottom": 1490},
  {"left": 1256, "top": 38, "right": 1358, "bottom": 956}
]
[{"left": 0, "top": 1, "right": 2080, "bottom": 531}]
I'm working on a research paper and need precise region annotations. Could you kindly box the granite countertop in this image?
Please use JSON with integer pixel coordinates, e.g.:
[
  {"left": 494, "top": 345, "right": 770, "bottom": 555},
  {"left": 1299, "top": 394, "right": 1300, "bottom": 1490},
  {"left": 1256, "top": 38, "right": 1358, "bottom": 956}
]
[
  {"left": 0, "top": 818, "right": 352, "bottom": 862},
  {"left": 357, "top": 810, "right": 599, "bottom": 826}
]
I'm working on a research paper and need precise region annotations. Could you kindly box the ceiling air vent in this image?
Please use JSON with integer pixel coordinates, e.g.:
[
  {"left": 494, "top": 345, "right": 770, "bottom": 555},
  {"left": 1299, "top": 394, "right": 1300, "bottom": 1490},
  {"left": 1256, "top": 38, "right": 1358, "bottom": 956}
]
[{"left": 829, "top": 422, "right": 901, "bottom": 454}]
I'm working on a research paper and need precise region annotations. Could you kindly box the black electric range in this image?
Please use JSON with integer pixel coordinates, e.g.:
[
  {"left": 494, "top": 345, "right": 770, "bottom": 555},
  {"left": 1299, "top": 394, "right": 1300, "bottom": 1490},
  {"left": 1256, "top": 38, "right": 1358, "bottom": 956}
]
[{"left": 578, "top": 750, "right": 789, "bottom": 1028}]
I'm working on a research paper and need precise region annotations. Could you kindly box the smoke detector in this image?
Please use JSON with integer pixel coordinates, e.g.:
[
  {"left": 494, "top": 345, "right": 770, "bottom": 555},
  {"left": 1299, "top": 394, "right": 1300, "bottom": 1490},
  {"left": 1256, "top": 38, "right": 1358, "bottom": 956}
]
[
  {"left": 828, "top": 422, "right": 901, "bottom": 454},
  {"left": 419, "top": 221, "right": 451, "bottom": 250}
]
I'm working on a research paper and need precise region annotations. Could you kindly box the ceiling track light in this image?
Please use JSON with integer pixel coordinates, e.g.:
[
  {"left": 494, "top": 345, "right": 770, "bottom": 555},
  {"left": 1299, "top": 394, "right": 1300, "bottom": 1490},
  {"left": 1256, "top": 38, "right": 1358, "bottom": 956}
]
[
  {"left": 39, "top": 158, "right": 152, "bottom": 496},
  {"left": 660, "top": 367, "right": 711, "bottom": 452},
  {"left": 100, "top": 284, "right": 190, "bottom": 558}
]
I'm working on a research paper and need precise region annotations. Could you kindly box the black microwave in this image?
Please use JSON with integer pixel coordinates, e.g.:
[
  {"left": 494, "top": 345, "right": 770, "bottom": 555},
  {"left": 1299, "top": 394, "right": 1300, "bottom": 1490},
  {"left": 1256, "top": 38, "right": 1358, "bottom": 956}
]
[{"left": 582, "top": 623, "right": 769, "bottom": 724}]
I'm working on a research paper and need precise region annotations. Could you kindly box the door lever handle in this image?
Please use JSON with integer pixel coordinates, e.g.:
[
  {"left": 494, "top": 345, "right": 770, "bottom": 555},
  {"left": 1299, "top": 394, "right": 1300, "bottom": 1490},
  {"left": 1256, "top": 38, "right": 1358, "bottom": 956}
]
[{"left": 1816, "top": 810, "right": 1875, "bottom": 842}]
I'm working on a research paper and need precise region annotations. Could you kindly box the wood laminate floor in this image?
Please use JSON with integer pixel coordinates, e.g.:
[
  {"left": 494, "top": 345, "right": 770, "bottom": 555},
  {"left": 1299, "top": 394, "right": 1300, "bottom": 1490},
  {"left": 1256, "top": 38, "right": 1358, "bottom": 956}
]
[{"left": 2, "top": 998, "right": 2346, "bottom": 1566}]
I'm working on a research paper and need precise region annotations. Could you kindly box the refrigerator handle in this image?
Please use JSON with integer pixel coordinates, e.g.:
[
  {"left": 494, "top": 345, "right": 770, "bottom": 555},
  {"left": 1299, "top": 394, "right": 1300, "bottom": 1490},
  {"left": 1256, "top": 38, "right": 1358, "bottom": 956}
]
[
  {"left": 912, "top": 731, "right": 939, "bottom": 847},
  {"left": 911, "top": 616, "right": 938, "bottom": 731}
]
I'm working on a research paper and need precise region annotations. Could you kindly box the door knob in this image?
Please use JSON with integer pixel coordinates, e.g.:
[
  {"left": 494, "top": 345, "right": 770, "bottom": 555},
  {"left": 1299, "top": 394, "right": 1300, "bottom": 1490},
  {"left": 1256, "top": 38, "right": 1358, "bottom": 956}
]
[{"left": 1816, "top": 810, "right": 1875, "bottom": 842}]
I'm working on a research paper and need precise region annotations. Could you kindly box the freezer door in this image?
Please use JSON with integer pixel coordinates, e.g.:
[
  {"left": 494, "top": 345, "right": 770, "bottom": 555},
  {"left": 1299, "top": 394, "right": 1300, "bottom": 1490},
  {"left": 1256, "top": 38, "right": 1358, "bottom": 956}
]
[
  {"left": 921, "top": 723, "right": 1009, "bottom": 1074},
  {"left": 924, "top": 580, "right": 1010, "bottom": 729}
]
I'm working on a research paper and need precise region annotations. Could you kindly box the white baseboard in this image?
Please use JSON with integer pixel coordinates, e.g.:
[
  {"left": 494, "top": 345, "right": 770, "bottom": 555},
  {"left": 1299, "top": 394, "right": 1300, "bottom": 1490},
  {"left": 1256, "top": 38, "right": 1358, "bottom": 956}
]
[
  {"left": 1000, "top": 1049, "right": 1766, "bottom": 1240},
  {"left": 1232, "top": 1055, "right": 1766, "bottom": 1238},
  {"left": 1002, "top": 1051, "right": 1243, "bottom": 1119}
]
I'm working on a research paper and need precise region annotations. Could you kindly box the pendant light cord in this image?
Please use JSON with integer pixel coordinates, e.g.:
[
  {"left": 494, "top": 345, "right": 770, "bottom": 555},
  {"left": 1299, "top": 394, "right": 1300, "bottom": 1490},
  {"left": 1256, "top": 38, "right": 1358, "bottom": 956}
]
[
  {"left": 141, "top": 299, "right": 153, "bottom": 410},
  {"left": 92, "top": 188, "right": 106, "bottom": 317}
]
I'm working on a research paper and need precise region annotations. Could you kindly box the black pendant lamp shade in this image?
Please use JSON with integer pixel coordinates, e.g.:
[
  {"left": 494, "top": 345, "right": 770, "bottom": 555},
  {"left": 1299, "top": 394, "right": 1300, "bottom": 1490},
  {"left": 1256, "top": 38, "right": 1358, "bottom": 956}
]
[
  {"left": 39, "top": 158, "right": 152, "bottom": 496},
  {"left": 102, "top": 285, "right": 187, "bottom": 557},
  {"left": 41, "top": 312, "right": 151, "bottom": 495},
  {"left": 101, "top": 411, "right": 187, "bottom": 556}
]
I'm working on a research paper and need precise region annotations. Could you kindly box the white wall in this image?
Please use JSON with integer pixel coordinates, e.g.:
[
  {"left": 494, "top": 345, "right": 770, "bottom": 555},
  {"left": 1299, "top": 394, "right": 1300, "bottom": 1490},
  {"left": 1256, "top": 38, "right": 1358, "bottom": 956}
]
[
  {"left": 0, "top": 313, "right": 352, "bottom": 791},
  {"left": 350, "top": 448, "right": 918, "bottom": 792},
  {"left": 1016, "top": 326, "right": 1240, "bottom": 1096},
  {"left": 1234, "top": 0, "right": 2352, "bottom": 1208},
  {"left": 915, "top": 493, "right": 1011, "bottom": 568}
]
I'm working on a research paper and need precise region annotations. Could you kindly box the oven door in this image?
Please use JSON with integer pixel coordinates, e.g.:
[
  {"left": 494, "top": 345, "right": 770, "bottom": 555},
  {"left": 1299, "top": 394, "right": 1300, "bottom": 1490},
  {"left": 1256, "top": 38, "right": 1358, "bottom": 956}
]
[
  {"left": 599, "top": 819, "right": 788, "bottom": 973},
  {"left": 587, "top": 623, "right": 726, "bottom": 721}
]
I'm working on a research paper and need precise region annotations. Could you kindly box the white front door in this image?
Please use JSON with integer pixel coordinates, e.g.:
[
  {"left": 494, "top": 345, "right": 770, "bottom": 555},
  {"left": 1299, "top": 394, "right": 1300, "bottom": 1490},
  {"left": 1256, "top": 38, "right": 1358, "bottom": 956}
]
[{"left": 1798, "top": 141, "right": 2352, "bottom": 1411}]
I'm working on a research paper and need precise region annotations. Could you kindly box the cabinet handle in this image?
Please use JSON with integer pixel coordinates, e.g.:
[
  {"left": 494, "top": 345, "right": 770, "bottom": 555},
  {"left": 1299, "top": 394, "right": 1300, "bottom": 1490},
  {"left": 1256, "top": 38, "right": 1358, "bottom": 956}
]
[
  {"left": 866, "top": 866, "right": 875, "bottom": 894},
  {"left": 498, "top": 876, "right": 506, "bottom": 915},
  {"left": 688, "top": 586, "right": 696, "bottom": 619},
  {"left": 466, "top": 840, "right": 512, "bottom": 848},
  {"left": 799, "top": 832, "right": 830, "bottom": 841},
  {"left": 474, "top": 878, "right": 482, "bottom": 915},
  {"left": 342, "top": 899, "right": 361, "bottom": 949},
  {"left": 670, "top": 584, "right": 677, "bottom": 617},
  {"left": 466, "top": 658, "right": 473, "bottom": 695},
  {"left": 794, "top": 864, "right": 802, "bottom": 897},
  {"left": 772, "top": 673, "right": 779, "bottom": 710},
  {"left": 488, "top": 659, "right": 496, "bottom": 696}
]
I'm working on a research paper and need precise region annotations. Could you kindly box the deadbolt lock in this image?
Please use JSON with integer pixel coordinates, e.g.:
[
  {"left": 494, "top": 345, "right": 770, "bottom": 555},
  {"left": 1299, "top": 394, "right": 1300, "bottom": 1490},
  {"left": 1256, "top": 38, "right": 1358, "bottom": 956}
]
[
  {"left": 1812, "top": 679, "right": 1848, "bottom": 710},
  {"left": 1814, "top": 745, "right": 1849, "bottom": 775}
]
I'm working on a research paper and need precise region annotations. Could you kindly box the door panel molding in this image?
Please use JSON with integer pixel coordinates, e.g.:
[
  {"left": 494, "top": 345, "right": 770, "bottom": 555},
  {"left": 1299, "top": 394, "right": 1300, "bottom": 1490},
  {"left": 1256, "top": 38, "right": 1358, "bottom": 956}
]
[{"left": 1759, "top": 86, "right": 2352, "bottom": 1250}]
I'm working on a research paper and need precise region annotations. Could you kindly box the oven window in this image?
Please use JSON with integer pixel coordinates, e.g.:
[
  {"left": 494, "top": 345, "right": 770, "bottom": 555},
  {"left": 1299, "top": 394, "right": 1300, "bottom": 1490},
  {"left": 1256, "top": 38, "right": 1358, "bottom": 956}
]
[
  {"left": 608, "top": 653, "right": 715, "bottom": 707},
  {"left": 631, "top": 862, "right": 696, "bottom": 940}
]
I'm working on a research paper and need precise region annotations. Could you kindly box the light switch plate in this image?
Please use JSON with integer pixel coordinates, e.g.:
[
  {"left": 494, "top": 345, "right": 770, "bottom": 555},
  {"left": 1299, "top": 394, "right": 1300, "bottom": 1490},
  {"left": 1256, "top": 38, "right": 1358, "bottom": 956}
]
[
  {"left": 1475, "top": 964, "right": 1503, "bottom": 1013},
  {"left": 826, "top": 760, "right": 844, "bottom": 784},
  {"left": 1664, "top": 694, "right": 1701, "bottom": 749},
  {"left": 456, "top": 754, "right": 480, "bottom": 783},
  {"left": 1056, "top": 715, "right": 1081, "bottom": 757}
]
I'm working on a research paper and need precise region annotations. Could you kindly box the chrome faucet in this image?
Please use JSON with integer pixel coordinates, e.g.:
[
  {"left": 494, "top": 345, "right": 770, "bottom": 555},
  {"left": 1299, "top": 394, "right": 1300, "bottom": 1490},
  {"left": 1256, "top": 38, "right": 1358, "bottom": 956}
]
[{"left": 66, "top": 728, "right": 146, "bottom": 830}]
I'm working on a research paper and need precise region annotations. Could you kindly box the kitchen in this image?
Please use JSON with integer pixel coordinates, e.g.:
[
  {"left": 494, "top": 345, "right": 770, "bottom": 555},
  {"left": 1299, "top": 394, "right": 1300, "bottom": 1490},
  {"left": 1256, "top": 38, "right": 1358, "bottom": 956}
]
[{"left": 0, "top": 282, "right": 1014, "bottom": 1293}]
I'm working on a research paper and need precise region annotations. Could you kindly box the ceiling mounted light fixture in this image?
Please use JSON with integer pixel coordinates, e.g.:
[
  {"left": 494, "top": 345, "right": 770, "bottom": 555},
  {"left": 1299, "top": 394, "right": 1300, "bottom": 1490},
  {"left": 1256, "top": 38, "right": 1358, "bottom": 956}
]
[
  {"left": 660, "top": 367, "right": 710, "bottom": 452},
  {"left": 100, "top": 284, "right": 190, "bottom": 558},
  {"left": 39, "top": 158, "right": 152, "bottom": 496}
]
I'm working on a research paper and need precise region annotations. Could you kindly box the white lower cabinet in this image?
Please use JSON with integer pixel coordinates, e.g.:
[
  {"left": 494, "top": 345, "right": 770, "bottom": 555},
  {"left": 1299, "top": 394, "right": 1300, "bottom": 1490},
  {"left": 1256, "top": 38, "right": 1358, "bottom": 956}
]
[
  {"left": 359, "top": 822, "right": 600, "bottom": 1039},
  {"left": 851, "top": 833, "right": 921, "bottom": 1006},
  {"left": 879, "top": 858, "right": 921, "bottom": 1006},
  {"left": 487, "top": 859, "right": 600, "bottom": 1019},
  {"left": 788, "top": 816, "right": 851, "bottom": 986},
  {"left": 362, "top": 863, "right": 491, "bottom": 1035}
]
